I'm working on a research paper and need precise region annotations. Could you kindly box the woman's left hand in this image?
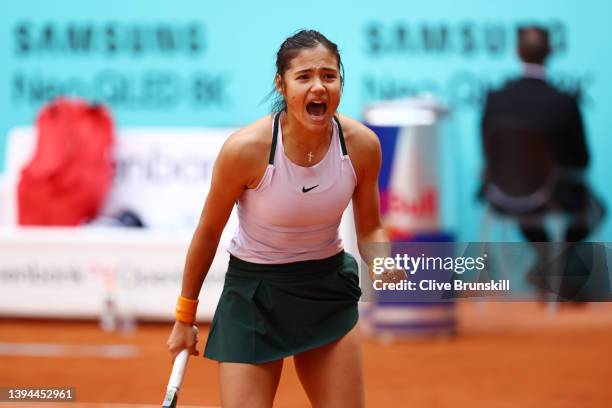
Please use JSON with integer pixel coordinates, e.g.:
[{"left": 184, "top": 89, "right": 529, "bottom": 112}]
[{"left": 379, "top": 267, "right": 408, "bottom": 284}]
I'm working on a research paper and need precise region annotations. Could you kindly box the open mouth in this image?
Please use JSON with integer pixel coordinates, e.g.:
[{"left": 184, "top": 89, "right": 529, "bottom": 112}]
[{"left": 306, "top": 101, "right": 327, "bottom": 118}]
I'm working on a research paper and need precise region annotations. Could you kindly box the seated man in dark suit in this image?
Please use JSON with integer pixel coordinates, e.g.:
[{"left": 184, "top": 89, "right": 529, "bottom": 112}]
[{"left": 480, "top": 26, "right": 605, "bottom": 298}]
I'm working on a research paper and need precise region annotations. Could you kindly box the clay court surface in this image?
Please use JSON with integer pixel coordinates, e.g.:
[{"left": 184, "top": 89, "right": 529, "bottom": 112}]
[{"left": 1, "top": 302, "right": 612, "bottom": 408}]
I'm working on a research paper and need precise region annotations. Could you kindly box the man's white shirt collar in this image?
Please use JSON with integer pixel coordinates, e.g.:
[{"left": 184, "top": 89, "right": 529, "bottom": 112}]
[{"left": 522, "top": 63, "right": 547, "bottom": 80}]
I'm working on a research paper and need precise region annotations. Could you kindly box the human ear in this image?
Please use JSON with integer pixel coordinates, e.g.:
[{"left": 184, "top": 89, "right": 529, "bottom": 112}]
[{"left": 274, "top": 74, "right": 284, "bottom": 96}]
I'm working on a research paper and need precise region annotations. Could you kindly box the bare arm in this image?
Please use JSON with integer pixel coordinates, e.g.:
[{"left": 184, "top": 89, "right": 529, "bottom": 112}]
[
  {"left": 179, "top": 139, "right": 249, "bottom": 300},
  {"left": 168, "top": 129, "right": 264, "bottom": 357},
  {"left": 341, "top": 116, "right": 404, "bottom": 283},
  {"left": 340, "top": 115, "right": 392, "bottom": 281},
  {"left": 350, "top": 127, "right": 390, "bottom": 268}
]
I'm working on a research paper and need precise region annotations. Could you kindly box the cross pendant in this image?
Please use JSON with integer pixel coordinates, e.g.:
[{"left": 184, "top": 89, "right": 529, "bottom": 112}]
[{"left": 307, "top": 152, "right": 314, "bottom": 162}]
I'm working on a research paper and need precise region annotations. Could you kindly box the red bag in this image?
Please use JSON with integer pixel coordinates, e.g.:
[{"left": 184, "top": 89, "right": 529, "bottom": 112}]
[{"left": 17, "top": 98, "right": 115, "bottom": 226}]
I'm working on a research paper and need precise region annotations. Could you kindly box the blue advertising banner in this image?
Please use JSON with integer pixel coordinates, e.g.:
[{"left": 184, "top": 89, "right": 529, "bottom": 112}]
[{"left": 1, "top": 0, "right": 610, "bottom": 240}]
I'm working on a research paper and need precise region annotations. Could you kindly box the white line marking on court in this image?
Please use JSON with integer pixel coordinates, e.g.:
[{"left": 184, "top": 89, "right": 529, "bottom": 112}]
[{"left": 0, "top": 343, "right": 138, "bottom": 358}]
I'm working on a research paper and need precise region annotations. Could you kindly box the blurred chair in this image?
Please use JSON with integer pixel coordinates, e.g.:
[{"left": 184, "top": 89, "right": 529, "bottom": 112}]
[
  {"left": 480, "top": 125, "right": 563, "bottom": 306},
  {"left": 480, "top": 125, "right": 562, "bottom": 243},
  {"left": 482, "top": 125, "right": 558, "bottom": 216}
]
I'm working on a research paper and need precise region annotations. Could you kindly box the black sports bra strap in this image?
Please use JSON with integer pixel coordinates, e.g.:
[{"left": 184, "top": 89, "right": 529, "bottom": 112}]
[
  {"left": 333, "top": 116, "right": 348, "bottom": 156},
  {"left": 269, "top": 112, "right": 280, "bottom": 165}
]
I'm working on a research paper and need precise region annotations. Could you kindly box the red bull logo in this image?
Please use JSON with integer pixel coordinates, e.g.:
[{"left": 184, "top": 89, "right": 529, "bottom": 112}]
[
  {"left": 389, "top": 188, "right": 438, "bottom": 217},
  {"left": 385, "top": 188, "right": 439, "bottom": 238}
]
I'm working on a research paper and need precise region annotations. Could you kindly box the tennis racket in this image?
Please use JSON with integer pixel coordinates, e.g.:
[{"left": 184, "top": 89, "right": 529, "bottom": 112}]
[{"left": 162, "top": 326, "right": 198, "bottom": 408}]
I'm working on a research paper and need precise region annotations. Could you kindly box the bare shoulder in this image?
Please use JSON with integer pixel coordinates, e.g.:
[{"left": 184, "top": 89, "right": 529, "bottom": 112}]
[
  {"left": 336, "top": 113, "right": 381, "bottom": 182},
  {"left": 336, "top": 113, "right": 380, "bottom": 156},
  {"left": 222, "top": 115, "right": 272, "bottom": 156},
  {"left": 217, "top": 115, "right": 273, "bottom": 187}
]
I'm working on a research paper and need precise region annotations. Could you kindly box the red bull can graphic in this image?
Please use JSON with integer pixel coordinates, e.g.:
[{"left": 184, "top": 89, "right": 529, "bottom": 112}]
[
  {"left": 364, "top": 98, "right": 449, "bottom": 240},
  {"left": 362, "top": 97, "right": 456, "bottom": 338}
]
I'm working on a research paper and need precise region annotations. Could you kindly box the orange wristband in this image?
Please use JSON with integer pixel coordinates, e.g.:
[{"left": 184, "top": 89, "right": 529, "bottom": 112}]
[{"left": 175, "top": 295, "right": 199, "bottom": 324}]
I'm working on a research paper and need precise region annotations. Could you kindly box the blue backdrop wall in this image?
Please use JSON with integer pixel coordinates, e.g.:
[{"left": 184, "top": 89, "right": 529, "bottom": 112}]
[{"left": 1, "top": 0, "right": 610, "bottom": 240}]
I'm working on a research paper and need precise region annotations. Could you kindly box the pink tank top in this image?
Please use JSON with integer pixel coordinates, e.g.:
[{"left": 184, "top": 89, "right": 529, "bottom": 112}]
[{"left": 227, "top": 113, "right": 357, "bottom": 264}]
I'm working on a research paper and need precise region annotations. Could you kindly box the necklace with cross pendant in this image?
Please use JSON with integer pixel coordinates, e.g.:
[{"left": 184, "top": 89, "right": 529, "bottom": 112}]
[{"left": 307, "top": 152, "right": 314, "bottom": 162}]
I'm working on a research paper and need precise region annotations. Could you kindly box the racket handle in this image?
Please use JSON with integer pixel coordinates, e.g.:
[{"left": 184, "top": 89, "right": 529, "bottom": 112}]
[{"left": 167, "top": 349, "right": 189, "bottom": 391}]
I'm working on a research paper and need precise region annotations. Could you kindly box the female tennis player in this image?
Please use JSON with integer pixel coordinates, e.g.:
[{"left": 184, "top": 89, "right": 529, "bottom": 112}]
[{"left": 167, "top": 29, "right": 404, "bottom": 408}]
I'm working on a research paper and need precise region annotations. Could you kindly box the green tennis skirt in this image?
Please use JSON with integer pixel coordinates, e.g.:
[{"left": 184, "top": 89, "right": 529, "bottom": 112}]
[{"left": 204, "top": 250, "right": 361, "bottom": 364}]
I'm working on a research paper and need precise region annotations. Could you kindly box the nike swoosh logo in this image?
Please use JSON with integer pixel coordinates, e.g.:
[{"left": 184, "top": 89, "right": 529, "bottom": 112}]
[{"left": 302, "top": 185, "right": 319, "bottom": 193}]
